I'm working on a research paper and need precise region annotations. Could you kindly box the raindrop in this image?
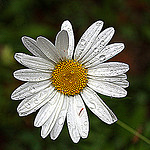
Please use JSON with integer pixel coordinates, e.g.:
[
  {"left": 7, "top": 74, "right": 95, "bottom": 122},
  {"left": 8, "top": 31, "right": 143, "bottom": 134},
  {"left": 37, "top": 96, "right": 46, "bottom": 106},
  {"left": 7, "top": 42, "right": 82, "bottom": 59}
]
[
  {"left": 84, "top": 121, "right": 88, "bottom": 126},
  {"left": 30, "top": 87, "right": 36, "bottom": 93},
  {"left": 25, "top": 102, "right": 31, "bottom": 109},
  {"left": 99, "top": 55, "right": 106, "bottom": 61},
  {"left": 39, "top": 77, "right": 42, "bottom": 80},
  {"left": 80, "top": 39, "right": 86, "bottom": 46},
  {"left": 93, "top": 48, "right": 99, "bottom": 54},
  {"left": 96, "top": 22, "right": 102, "bottom": 26},
  {"left": 101, "top": 40, "right": 105, "bottom": 46},
  {"left": 89, "top": 101, "right": 96, "bottom": 109},
  {"left": 34, "top": 98, "right": 39, "bottom": 104},
  {"left": 67, "top": 28, "right": 71, "bottom": 32},
  {"left": 58, "top": 117, "right": 64, "bottom": 125},
  {"left": 20, "top": 112, "right": 27, "bottom": 116}
]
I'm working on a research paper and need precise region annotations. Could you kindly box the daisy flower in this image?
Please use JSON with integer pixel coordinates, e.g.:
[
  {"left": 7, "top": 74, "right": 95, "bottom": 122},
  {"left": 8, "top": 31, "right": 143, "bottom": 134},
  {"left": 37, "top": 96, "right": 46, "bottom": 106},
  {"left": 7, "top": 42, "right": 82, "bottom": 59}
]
[{"left": 11, "top": 20, "right": 129, "bottom": 143}]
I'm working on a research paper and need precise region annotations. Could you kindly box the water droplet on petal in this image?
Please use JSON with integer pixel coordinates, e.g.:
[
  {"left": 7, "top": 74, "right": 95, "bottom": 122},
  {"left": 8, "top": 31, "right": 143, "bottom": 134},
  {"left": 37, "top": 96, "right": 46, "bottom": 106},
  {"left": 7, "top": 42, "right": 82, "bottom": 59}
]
[
  {"left": 101, "top": 40, "right": 105, "bottom": 46},
  {"left": 34, "top": 98, "right": 39, "bottom": 104},
  {"left": 67, "top": 28, "right": 71, "bottom": 32},
  {"left": 93, "top": 48, "right": 99, "bottom": 54},
  {"left": 20, "top": 112, "right": 27, "bottom": 116},
  {"left": 89, "top": 101, "right": 96, "bottom": 109},
  {"left": 84, "top": 121, "right": 88, "bottom": 126},
  {"left": 99, "top": 55, "right": 106, "bottom": 61},
  {"left": 96, "top": 22, "right": 102, "bottom": 26},
  {"left": 80, "top": 39, "right": 86, "bottom": 46},
  {"left": 25, "top": 102, "right": 31, "bottom": 109}
]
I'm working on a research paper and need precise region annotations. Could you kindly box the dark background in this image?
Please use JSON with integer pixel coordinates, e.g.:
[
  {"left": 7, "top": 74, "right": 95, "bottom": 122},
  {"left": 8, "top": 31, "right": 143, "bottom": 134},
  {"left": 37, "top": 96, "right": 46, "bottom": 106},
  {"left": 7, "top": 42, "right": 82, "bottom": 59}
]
[{"left": 0, "top": 0, "right": 150, "bottom": 149}]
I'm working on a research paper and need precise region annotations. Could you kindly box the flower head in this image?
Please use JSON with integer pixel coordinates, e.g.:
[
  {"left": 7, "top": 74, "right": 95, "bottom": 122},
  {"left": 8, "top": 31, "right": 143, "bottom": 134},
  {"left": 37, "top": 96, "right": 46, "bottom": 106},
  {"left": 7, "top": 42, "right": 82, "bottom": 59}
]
[{"left": 11, "top": 20, "right": 129, "bottom": 143}]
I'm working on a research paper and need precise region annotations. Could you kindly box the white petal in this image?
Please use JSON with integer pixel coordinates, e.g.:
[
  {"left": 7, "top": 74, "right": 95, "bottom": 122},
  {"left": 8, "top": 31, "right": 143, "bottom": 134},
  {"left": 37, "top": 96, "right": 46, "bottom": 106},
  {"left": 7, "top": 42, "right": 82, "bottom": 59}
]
[
  {"left": 74, "top": 20, "right": 104, "bottom": 60},
  {"left": 13, "top": 69, "right": 51, "bottom": 81},
  {"left": 61, "top": 20, "right": 74, "bottom": 59},
  {"left": 84, "top": 43, "right": 124, "bottom": 67},
  {"left": 87, "top": 62, "right": 129, "bottom": 76},
  {"left": 14, "top": 53, "right": 54, "bottom": 72},
  {"left": 55, "top": 30, "right": 69, "bottom": 60},
  {"left": 81, "top": 27, "right": 115, "bottom": 63},
  {"left": 88, "top": 74, "right": 127, "bottom": 82},
  {"left": 50, "top": 95, "right": 69, "bottom": 140},
  {"left": 81, "top": 87, "right": 117, "bottom": 124},
  {"left": 36, "top": 36, "right": 61, "bottom": 63},
  {"left": 11, "top": 80, "right": 51, "bottom": 100},
  {"left": 113, "top": 80, "right": 129, "bottom": 88},
  {"left": 34, "top": 92, "right": 61, "bottom": 127},
  {"left": 21, "top": 36, "right": 48, "bottom": 60},
  {"left": 40, "top": 94, "right": 64, "bottom": 138},
  {"left": 17, "top": 86, "right": 56, "bottom": 116},
  {"left": 87, "top": 78, "right": 127, "bottom": 98},
  {"left": 73, "top": 94, "right": 89, "bottom": 139},
  {"left": 67, "top": 96, "right": 80, "bottom": 143}
]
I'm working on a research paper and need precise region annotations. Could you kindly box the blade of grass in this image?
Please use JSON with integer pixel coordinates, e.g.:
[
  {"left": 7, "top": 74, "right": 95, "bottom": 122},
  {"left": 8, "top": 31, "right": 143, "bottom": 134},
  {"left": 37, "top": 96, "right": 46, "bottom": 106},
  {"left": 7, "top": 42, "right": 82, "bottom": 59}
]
[{"left": 117, "top": 120, "right": 150, "bottom": 145}]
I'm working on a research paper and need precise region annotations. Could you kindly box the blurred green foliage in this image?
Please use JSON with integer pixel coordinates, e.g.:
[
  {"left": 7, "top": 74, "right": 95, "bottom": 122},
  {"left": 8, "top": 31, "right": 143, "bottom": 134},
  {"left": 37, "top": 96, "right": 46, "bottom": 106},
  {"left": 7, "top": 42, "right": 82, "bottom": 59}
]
[{"left": 0, "top": 0, "right": 150, "bottom": 149}]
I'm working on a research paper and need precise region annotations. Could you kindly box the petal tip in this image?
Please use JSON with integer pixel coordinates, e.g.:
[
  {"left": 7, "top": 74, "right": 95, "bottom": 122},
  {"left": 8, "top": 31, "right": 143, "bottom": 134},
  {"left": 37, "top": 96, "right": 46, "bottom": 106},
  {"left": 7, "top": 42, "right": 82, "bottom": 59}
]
[
  {"left": 50, "top": 135, "right": 56, "bottom": 140},
  {"left": 36, "top": 36, "right": 46, "bottom": 41},
  {"left": 34, "top": 119, "right": 40, "bottom": 127},
  {"left": 61, "top": 20, "right": 72, "bottom": 27},
  {"left": 21, "top": 36, "right": 28, "bottom": 42},
  {"left": 11, "top": 92, "right": 16, "bottom": 100},
  {"left": 41, "top": 133, "right": 47, "bottom": 139},
  {"left": 63, "top": 20, "right": 71, "bottom": 24},
  {"left": 96, "top": 20, "right": 104, "bottom": 26},
  {"left": 14, "top": 53, "right": 22, "bottom": 61},
  {"left": 110, "top": 27, "right": 115, "bottom": 33}
]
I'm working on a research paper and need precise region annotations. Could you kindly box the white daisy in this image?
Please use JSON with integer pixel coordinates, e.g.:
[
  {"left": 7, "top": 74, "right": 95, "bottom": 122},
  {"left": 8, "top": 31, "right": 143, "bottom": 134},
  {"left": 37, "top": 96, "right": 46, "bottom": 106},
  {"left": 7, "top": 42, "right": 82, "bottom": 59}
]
[{"left": 11, "top": 20, "right": 129, "bottom": 143}]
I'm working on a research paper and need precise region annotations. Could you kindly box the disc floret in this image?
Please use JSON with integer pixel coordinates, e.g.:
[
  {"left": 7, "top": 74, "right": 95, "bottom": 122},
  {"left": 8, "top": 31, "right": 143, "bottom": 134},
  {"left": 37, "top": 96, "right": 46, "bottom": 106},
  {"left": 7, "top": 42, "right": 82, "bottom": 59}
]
[{"left": 51, "top": 59, "right": 88, "bottom": 96}]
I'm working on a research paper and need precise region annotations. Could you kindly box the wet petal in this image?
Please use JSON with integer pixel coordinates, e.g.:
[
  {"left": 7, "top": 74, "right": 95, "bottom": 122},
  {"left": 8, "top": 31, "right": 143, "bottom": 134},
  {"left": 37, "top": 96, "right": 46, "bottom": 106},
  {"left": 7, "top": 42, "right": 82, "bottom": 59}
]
[
  {"left": 11, "top": 80, "right": 51, "bottom": 100},
  {"left": 17, "top": 86, "right": 56, "bottom": 116},
  {"left": 14, "top": 53, "right": 54, "bottom": 72},
  {"left": 87, "top": 78, "right": 127, "bottom": 98},
  {"left": 74, "top": 20, "right": 103, "bottom": 60},
  {"left": 84, "top": 43, "right": 124, "bottom": 67},
  {"left": 61, "top": 20, "right": 74, "bottom": 59},
  {"left": 81, "top": 87, "right": 117, "bottom": 124},
  {"left": 88, "top": 74, "right": 127, "bottom": 82},
  {"left": 36, "top": 36, "right": 61, "bottom": 63},
  {"left": 55, "top": 30, "right": 69, "bottom": 60},
  {"left": 67, "top": 96, "right": 80, "bottom": 143},
  {"left": 34, "top": 92, "right": 61, "bottom": 127},
  {"left": 50, "top": 95, "right": 69, "bottom": 140},
  {"left": 113, "top": 80, "right": 129, "bottom": 88},
  {"left": 87, "top": 62, "right": 129, "bottom": 76},
  {"left": 81, "top": 27, "right": 115, "bottom": 63},
  {"left": 40, "top": 94, "right": 64, "bottom": 138},
  {"left": 21, "top": 36, "right": 48, "bottom": 60},
  {"left": 13, "top": 69, "right": 51, "bottom": 81},
  {"left": 74, "top": 94, "right": 89, "bottom": 139}
]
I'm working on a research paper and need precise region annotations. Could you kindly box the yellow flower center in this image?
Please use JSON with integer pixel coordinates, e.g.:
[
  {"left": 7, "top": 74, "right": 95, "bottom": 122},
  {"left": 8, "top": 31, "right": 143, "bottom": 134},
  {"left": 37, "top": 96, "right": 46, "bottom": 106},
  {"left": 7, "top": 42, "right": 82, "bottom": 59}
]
[{"left": 51, "top": 59, "right": 88, "bottom": 96}]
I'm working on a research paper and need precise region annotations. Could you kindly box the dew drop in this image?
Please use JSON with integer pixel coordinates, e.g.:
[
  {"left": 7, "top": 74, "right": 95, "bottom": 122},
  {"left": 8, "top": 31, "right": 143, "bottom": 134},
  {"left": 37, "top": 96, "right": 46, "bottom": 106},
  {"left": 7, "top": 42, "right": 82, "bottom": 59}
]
[
  {"left": 58, "top": 117, "right": 64, "bottom": 125},
  {"left": 20, "top": 112, "right": 27, "bottom": 116},
  {"left": 96, "top": 22, "right": 102, "bottom": 26},
  {"left": 89, "top": 101, "right": 96, "bottom": 109},
  {"left": 80, "top": 39, "right": 86, "bottom": 46},
  {"left": 67, "top": 28, "right": 71, "bottom": 32},
  {"left": 34, "top": 98, "right": 39, "bottom": 104},
  {"left": 93, "top": 48, "right": 99, "bottom": 54},
  {"left": 84, "top": 121, "right": 88, "bottom": 126},
  {"left": 25, "top": 102, "right": 31, "bottom": 109},
  {"left": 99, "top": 55, "right": 106, "bottom": 61}
]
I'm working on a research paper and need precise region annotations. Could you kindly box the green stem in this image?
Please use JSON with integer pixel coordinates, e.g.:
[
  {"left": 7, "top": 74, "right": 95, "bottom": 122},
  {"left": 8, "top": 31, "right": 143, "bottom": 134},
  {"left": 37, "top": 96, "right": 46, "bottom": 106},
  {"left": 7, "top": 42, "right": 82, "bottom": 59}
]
[{"left": 117, "top": 120, "right": 150, "bottom": 145}]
